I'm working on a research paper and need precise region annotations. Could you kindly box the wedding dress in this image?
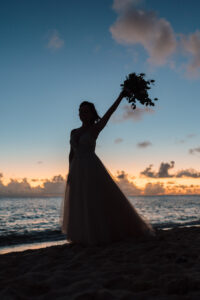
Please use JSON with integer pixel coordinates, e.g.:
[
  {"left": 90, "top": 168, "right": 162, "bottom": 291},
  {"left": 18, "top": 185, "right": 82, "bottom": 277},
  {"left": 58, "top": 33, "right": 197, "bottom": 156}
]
[{"left": 60, "top": 128, "right": 153, "bottom": 245}]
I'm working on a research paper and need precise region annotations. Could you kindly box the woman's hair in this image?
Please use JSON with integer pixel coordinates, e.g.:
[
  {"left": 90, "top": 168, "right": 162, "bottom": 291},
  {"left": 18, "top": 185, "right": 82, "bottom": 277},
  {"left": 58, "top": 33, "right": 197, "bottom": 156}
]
[{"left": 79, "top": 101, "right": 101, "bottom": 124}]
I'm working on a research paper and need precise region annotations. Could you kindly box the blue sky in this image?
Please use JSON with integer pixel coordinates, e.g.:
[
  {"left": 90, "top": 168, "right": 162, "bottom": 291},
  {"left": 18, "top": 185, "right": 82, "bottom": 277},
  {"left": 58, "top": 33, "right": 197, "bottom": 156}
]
[{"left": 1, "top": 0, "right": 200, "bottom": 195}]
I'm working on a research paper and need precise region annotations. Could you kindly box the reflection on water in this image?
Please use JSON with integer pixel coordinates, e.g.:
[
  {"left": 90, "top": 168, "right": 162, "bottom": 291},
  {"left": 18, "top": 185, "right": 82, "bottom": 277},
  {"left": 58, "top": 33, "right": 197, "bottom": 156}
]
[{"left": 0, "top": 195, "right": 200, "bottom": 252}]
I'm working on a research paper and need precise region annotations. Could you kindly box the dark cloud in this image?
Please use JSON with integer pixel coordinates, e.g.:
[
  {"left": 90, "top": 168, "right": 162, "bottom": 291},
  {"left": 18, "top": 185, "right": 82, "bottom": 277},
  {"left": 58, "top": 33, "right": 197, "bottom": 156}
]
[
  {"left": 158, "top": 161, "right": 175, "bottom": 177},
  {"left": 189, "top": 147, "right": 200, "bottom": 155},
  {"left": 137, "top": 141, "right": 152, "bottom": 148},
  {"left": 116, "top": 170, "right": 126, "bottom": 179},
  {"left": 176, "top": 169, "right": 200, "bottom": 178},
  {"left": 140, "top": 164, "right": 156, "bottom": 178},
  {"left": 141, "top": 161, "right": 200, "bottom": 179},
  {"left": 37, "top": 161, "right": 43, "bottom": 164},
  {"left": 141, "top": 161, "right": 175, "bottom": 178}
]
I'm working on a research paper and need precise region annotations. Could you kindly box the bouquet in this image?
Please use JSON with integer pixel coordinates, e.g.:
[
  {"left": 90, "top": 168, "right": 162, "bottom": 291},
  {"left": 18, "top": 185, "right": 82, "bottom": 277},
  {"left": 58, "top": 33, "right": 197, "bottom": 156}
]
[{"left": 121, "top": 73, "right": 158, "bottom": 109}]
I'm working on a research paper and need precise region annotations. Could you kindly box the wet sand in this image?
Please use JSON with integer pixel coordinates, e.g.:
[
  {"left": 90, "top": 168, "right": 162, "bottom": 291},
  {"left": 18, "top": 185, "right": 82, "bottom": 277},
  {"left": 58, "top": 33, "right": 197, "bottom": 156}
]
[{"left": 1, "top": 227, "right": 200, "bottom": 299}]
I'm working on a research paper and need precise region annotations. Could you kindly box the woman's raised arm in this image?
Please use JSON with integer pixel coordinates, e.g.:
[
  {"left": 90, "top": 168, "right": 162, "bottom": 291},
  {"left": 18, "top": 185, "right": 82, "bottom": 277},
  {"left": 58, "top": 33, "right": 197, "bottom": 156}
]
[{"left": 93, "top": 91, "right": 125, "bottom": 134}]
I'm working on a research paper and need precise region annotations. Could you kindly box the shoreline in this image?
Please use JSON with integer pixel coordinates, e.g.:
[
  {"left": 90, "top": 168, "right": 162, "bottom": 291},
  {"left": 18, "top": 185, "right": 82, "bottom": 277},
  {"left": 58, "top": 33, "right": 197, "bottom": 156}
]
[
  {"left": 1, "top": 226, "right": 200, "bottom": 299},
  {"left": 1, "top": 222, "right": 200, "bottom": 256},
  {"left": 0, "top": 239, "right": 68, "bottom": 255}
]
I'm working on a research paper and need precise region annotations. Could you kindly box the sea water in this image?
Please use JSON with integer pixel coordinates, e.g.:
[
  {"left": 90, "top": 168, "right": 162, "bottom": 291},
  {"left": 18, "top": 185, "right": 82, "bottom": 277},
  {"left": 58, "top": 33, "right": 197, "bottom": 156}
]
[{"left": 0, "top": 195, "right": 200, "bottom": 253}]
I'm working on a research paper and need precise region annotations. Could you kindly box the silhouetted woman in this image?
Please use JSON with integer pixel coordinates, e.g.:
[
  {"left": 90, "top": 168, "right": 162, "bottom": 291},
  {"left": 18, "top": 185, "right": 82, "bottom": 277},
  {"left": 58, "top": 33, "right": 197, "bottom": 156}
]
[{"left": 60, "top": 90, "right": 154, "bottom": 245}]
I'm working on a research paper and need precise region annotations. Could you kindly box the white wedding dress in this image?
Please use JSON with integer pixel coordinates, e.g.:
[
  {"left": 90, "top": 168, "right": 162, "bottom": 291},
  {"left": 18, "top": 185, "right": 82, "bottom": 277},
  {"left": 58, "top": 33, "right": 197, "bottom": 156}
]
[{"left": 60, "top": 128, "right": 153, "bottom": 246}]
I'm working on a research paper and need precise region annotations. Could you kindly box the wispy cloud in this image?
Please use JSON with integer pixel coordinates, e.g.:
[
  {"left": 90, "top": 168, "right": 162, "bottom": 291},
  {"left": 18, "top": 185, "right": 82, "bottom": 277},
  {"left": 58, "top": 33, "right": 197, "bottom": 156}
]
[
  {"left": 114, "top": 138, "right": 123, "bottom": 144},
  {"left": 175, "top": 133, "right": 196, "bottom": 145},
  {"left": 46, "top": 30, "right": 64, "bottom": 51},
  {"left": 112, "top": 0, "right": 141, "bottom": 13},
  {"left": 187, "top": 133, "right": 196, "bottom": 139},
  {"left": 112, "top": 105, "right": 155, "bottom": 123},
  {"left": 137, "top": 141, "right": 152, "bottom": 148}
]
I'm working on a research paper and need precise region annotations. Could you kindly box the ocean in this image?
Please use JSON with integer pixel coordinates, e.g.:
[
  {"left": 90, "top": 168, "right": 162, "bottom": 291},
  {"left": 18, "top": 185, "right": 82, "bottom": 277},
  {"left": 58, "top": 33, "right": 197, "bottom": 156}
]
[{"left": 0, "top": 195, "right": 200, "bottom": 254}]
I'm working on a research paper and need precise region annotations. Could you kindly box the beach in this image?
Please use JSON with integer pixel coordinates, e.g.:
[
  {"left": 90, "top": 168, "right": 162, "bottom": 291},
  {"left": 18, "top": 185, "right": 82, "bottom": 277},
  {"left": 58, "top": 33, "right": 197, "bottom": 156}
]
[{"left": 1, "top": 227, "right": 200, "bottom": 299}]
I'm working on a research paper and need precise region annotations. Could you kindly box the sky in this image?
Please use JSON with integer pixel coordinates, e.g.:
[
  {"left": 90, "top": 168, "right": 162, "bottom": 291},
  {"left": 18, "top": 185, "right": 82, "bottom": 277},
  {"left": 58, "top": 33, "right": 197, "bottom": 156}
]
[{"left": 0, "top": 0, "right": 200, "bottom": 196}]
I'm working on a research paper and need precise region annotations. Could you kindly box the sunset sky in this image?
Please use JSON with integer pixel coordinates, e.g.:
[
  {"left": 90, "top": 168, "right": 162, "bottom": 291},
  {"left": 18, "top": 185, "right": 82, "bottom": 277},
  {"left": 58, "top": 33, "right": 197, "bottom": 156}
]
[{"left": 1, "top": 0, "right": 200, "bottom": 196}]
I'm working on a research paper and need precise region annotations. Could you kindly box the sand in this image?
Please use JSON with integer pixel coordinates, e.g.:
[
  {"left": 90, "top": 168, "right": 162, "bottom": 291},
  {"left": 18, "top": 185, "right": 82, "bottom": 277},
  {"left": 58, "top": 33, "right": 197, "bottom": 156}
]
[{"left": 1, "top": 227, "right": 200, "bottom": 300}]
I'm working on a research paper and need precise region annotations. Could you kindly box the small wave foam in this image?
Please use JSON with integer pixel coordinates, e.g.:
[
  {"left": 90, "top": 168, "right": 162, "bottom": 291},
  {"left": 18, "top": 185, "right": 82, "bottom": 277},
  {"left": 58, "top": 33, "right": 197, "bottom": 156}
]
[
  {"left": 154, "top": 219, "right": 200, "bottom": 230},
  {"left": 1, "top": 220, "right": 200, "bottom": 248}
]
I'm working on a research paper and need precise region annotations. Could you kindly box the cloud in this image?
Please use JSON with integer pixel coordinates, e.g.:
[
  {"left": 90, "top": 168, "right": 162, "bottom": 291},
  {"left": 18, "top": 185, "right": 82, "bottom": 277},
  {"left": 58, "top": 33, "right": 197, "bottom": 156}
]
[
  {"left": 189, "top": 147, "right": 200, "bottom": 155},
  {"left": 175, "top": 133, "right": 196, "bottom": 145},
  {"left": 112, "top": 105, "right": 155, "bottom": 123},
  {"left": 0, "top": 173, "right": 66, "bottom": 197},
  {"left": 175, "top": 139, "right": 185, "bottom": 144},
  {"left": 187, "top": 133, "right": 196, "bottom": 138},
  {"left": 165, "top": 183, "right": 200, "bottom": 195},
  {"left": 141, "top": 161, "right": 175, "bottom": 178},
  {"left": 110, "top": 3, "right": 176, "bottom": 65},
  {"left": 37, "top": 161, "right": 43, "bottom": 164},
  {"left": 141, "top": 161, "right": 200, "bottom": 179},
  {"left": 1, "top": 170, "right": 200, "bottom": 197},
  {"left": 42, "top": 175, "right": 65, "bottom": 194},
  {"left": 114, "top": 138, "right": 123, "bottom": 144},
  {"left": 158, "top": 161, "right": 175, "bottom": 177},
  {"left": 176, "top": 169, "right": 200, "bottom": 178},
  {"left": 112, "top": 0, "right": 141, "bottom": 13},
  {"left": 47, "top": 30, "right": 64, "bottom": 50},
  {"left": 181, "top": 31, "right": 200, "bottom": 75},
  {"left": 110, "top": 0, "right": 200, "bottom": 75},
  {"left": 143, "top": 182, "right": 165, "bottom": 195},
  {"left": 116, "top": 170, "right": 126, "bottom": 179},
  {"left": 115, "top": 170, "right": 142, "bottom": 195},
  {"left": 137, "top": 141, "right": 152, "bottom": 148},
  {"left": 140, "top": 164, "right": 156, "bottom": 177},
  {"left": 167, "top": 181, "right": 175, "bottom": 184}
]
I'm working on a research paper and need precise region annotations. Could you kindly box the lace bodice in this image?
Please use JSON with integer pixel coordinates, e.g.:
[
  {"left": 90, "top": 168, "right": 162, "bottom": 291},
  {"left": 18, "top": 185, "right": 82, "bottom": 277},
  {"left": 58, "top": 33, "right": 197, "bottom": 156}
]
[{"left": 70, "top": 129, "right": 96, "bottom": 156}]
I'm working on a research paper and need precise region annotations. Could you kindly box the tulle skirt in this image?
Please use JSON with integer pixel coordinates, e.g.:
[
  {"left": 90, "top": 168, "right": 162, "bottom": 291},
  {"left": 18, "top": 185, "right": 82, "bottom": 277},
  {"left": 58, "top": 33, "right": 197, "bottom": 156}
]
[{"left": 60, "top": 153, "right": 154, "bottom": 246}]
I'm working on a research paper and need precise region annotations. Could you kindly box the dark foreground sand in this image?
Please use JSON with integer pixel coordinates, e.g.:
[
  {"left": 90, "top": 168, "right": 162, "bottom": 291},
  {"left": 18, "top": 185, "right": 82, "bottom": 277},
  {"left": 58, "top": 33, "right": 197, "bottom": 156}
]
[{"left": 1, "top": 227, "right": 200, "bottom": 300}]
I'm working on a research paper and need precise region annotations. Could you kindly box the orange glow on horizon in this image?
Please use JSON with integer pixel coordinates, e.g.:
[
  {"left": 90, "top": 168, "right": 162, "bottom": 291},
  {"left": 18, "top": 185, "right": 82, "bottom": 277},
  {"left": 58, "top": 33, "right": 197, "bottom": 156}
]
[{"left": 1, "top": 173, "right": 200, "bottom": 196}]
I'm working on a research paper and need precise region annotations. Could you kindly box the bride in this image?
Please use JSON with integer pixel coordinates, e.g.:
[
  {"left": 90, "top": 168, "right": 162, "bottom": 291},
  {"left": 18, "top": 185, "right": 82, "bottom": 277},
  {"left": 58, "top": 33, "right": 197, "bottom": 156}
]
[{"left": 60, "top": 89, "right": 154, "bottom": 246}]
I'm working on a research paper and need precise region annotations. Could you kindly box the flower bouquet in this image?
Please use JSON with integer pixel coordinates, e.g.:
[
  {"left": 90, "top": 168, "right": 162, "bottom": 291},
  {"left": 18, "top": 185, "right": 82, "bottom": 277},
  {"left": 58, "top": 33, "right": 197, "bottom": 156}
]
[{"left": 121, "top": 72, "right": 158, "bottom": 109}]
